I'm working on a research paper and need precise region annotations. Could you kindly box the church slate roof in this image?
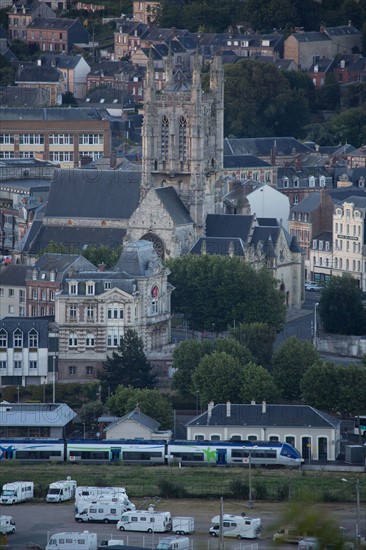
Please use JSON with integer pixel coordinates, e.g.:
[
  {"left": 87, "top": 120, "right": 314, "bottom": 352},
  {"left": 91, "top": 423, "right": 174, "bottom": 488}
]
[
  {"left": 224, "top": 137, "right": 313, "bottom": 157},
  {"left": 114, "top": 240, "right": 160, "bottom": 277},
  {"left": 155, "top": 187, "right": 192, "bottom": 225},
  {"left": 187, "top": 403, "right": 340, "bottom": 428},
  {"left": 190, "top": 237, "right": 246, "bottom": 256},
  {"left": 224, "top": 155, "right": 270, "bottom": 168},
  {"left": 45, "top": 169, "right": 140, "bottom": 219},
  {"left": 25, "top": 226, "right": 126, "bottom": 255},
  {"left": 205, "top": 214, "right": 254, "bottom": 242}
]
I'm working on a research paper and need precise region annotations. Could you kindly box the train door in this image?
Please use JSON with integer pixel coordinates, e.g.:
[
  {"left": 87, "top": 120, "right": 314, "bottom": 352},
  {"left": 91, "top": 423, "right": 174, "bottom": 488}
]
[
  {"left": 216, "top": 448, "right": 227, "bottom": 465},
  {"left": 111, "top": 447, "right": 121, "bottom": 461}
]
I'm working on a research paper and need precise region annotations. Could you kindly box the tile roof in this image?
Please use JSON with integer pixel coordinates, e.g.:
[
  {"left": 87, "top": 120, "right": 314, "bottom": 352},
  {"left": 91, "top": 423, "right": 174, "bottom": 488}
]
[
  {"left": 0, "top": 264, "right": 28, "bottom": 286},
  {"left": 224, "top": 155, "right": 270, "bottom": 168},
  {"left": 187, "top": 403, "right": 340, "bottom": 428},
  {"left": 224, "top": 137, "right": 313, "bottom": 156},
  {"left": 105, "top": 409, "right": 160, "bottom": 433},
  {"left": 205, "top": 213, "right": 254, "bottom": 241},
  {"left": 27, "top": 17, "right": 78, "bottom": 30},
  {"left": 0, "top": 107, "right": 105, "bottom": 121},
  {"left": 114, "top": 240, "right": 160, "bottom": 277},
  {"left": 292, "top": 32, "right": 330, "bottom": 43},
  {"left": 290, "top": 192, "right": 321, "bottom": 213},
  {"left": 16, "top": 65, "right": 62, "bottom": 83},
  {"left": 190, "top": 236, "right": 246, "bottom": 256},
  {"left": 45, "top": 169, "right": 140, "bottom": 219},
  {"left": 155, "top": 187, "right": 192, "bottom": 225},
  {"left": 0, "top": 402, "right": 76, "bottom": 427}
]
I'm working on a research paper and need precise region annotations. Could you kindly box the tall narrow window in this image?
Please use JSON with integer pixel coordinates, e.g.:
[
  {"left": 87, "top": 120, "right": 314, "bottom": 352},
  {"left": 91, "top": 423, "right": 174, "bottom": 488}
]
[
  {"left": 161, "top": 116, "right": 169, "bottom": 160},
  {"left": 179, "top": 116, "right": 187, "bottom": 160}
]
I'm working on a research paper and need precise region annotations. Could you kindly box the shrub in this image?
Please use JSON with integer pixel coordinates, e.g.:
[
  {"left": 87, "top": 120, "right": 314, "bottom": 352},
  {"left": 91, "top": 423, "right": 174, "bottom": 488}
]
[{"left": 158, "top": 479, "right": 187, "bottom": 498}]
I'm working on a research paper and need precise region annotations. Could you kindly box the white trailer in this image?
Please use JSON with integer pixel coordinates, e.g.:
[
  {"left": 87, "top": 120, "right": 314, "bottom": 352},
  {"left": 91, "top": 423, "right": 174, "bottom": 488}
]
[
  {"left": 209, "top": 514, "right": 262, "bottom": 539},
  {"left": 46, "top": 478, "right": 77, "bottom": 503},
  {"left": 172, "top": 517, "right": 195, "bottom": 535},
  {"left": 75, "top": 502, "right": 128, "bottom": 523},
  {"left": 156, "top": 536, "right": 190, "bottom": 550},
  {"left": 0, "top": 481, "right": 34, "bottom": 504},
  {"left": 0, "top": 516, "right": 16, "bottom": 535},
  {"left": 117, "top": 511, "right": 172, "bottom": 533},
  {"left": 45, "top": 530, "right": 97, "bottom": 550}
]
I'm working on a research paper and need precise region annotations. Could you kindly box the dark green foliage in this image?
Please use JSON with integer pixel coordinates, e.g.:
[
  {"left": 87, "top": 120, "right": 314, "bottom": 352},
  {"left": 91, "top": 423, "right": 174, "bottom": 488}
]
[
  {"left": 272, "top": 337, "right": 320, "bottom": 400},
  {"left": 82, "top": 244, "right": 123, "bottom": 269},
  {"left": 158, "top": 479, "right": 188, "bottom": 498},
  {"left": 167, "top": 255, "right": 286, "bottom": 333},
  {"left": 231, "top": 322, "right": 276, "bottom": 368},
  {"left": 241, "top": 362, "right": 281, "bottom": 403},
  {"left": 172, "top": 339, "right": 215, "bottom": 396},
  {"left": 107, "top": 386, "right": 174, "bottom": 429},
  {"left": 301, "top": 362, "right": 366, "bottom": 415},
  {"left": 98, "top": 329, "right": 157, "bottom": 395},
  {"left": 319, "top": 276, "right": 366, "bottom": 335},
  {"left": 229, "top": 479, "right": 249, "bottom": 499}
]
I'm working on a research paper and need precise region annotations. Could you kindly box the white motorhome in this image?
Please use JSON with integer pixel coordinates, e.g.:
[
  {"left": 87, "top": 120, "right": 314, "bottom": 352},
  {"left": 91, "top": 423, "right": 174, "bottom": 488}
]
[
  {"left": 47, "top": 479, "right": 77, "bottom": 503},
  {"left": 45, "top": 530, "right": 97, "bottom": 550},
  {"left": 0, "top": 481, "right": 34, "bottom": 504},
  {"left": 0, "top": 515, "right": 16, "bottom": 535},
  {"left": 172, "top": 517, "right": 195, "bottom": 535},
  {"left": 117, "top": 511, "right": 172, "bottom": 533},
  {"left": 75, "top": 502, "right": 128, "bottom": 523},
  {"left": 156, "top": 536, "right": 190, "bottom": 550},
  {"left": 77, "top": 496, "right": 135, "bottom": 514},
  {"left": 75, "top": 487, "right": 134, "bottom": 509},
  {"left": 209, "top": 514, "right": 262, "bottom": 539}
]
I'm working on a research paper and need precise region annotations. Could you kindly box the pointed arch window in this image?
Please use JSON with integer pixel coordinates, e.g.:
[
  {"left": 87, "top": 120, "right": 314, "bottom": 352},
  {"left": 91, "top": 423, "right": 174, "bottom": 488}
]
[
  {"left": 161, "top": 115, "right": 169, "bottom": 160},
  {"left": 179, "top": 116, "right": 187, "bottom": 160},
  {"left": 14, "top": 328, "right": 23, "bottom": 348},
  {"left": 0, "top": 329, "right": 7, "bottom": 349},
  {"left": 28, "top": 328, "right": 38, "bottom": 349}
]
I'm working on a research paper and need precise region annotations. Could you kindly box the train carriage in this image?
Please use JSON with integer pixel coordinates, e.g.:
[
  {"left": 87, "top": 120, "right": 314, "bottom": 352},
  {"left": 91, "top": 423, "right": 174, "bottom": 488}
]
[
  {"left": 66, "top": 440, "right": 166, "bottom": 464},
  {"left": 0, "top": 439, "right": 65, "bottom": 461}
]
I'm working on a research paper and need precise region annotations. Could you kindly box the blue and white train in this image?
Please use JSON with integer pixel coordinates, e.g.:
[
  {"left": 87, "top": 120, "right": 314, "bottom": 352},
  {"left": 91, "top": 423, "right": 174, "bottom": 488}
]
[{"left": 0, "top": 439, "right": 302, "bottom": 467}]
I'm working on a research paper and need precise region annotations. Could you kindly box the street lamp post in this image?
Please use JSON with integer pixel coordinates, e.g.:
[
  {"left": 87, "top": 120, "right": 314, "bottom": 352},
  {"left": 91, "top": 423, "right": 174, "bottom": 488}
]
[
  {"left": 52, "top": 355, "right": 56, "bottom": 404},
  {"left": 313, "top": 302, "right": 319, "bottom": 348},
  {"left": 17, "top": 385, "right": 20, "bottom": 404},
  {"left": 82, "top": 423, "right": 86, "bottom": 440},
  {"left": 342, "top": 478, "right": 361, "bottom": 543}
]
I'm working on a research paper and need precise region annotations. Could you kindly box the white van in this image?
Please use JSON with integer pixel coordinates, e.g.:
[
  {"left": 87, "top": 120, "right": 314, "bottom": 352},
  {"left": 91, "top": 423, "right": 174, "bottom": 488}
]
[
  {"left": 117, "top": 511, "right": 172, "bottom": 533},
  {"left": 156, "top": 536, "right": 190, "bottom": 550},
  {"left": 209, "top": 514, "right": 262, "bottom": 539},
  {"left": 0, "top": 481, "right": 34, "bottom": 504},
  {"left": 76, "top": 502, "right": 127, "bottom": 523},
  {"left": 47, "top": 479, "right": 77, "bottom": 503},
  {"left": 0, "top": 515, "right": 16, "bottom": 535},
  {"left": 45, "top": 530, "right": 97, "bottom": 550}
]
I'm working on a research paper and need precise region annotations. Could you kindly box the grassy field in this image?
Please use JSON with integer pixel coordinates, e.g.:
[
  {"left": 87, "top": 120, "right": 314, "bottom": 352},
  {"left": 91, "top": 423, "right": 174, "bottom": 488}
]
[{"left": 0, "top": 462, "right": 363, "bottom": 504}]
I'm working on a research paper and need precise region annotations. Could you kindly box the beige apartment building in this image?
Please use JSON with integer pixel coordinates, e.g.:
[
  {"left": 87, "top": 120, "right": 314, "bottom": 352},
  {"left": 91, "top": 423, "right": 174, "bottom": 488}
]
[
  {"left": 310, "top": 196, "right": 366, "bottom": 289},
  {"left": 0, "top": 108, "right": 110, "bottom": 167}
]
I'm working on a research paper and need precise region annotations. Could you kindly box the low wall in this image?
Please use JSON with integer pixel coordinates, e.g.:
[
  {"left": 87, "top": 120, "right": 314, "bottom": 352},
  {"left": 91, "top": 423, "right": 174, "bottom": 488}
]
[{"left": 317, "top": 333, "right": 366, "bottom": 358}]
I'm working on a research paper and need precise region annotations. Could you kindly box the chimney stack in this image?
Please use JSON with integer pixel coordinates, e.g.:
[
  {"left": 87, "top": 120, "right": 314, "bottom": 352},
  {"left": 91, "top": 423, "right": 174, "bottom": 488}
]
[
  {"left": 98, "top": 263, "right": 106, "bottom": 272},
  {"left": 207, "top": 400, "right": 214, "bottom": 423},
  {"left": 262, "top": 400, "right": 266, "bottom": 414},
  {"left": 226, "top": 401, "right": 231, "bottom": 417},
  {"left": 251, "top": 400, "right": 256, "bottom": 405}
]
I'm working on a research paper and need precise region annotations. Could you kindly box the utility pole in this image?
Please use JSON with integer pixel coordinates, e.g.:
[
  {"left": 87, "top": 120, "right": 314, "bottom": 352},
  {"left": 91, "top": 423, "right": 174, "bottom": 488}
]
[{"left": 219, "top": 496, "right": 224, "bottom": 550}]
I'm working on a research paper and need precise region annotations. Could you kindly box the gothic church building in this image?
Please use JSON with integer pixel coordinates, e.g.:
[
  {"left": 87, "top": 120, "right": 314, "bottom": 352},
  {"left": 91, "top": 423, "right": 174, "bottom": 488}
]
[{"left": 126, "top": 53, "right": 225, "bottom": 258}]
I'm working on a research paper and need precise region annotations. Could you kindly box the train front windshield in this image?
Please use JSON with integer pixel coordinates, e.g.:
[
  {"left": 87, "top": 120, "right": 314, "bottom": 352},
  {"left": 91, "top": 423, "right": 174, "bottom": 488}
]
[{"left": 280, "top": 443, "right": 301, "bottom": 459}]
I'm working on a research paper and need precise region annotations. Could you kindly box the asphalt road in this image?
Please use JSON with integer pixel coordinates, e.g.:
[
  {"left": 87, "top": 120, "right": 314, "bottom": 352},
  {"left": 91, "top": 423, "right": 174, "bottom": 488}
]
[{"left": 2, "top": 500, "right": 363, "bottom": 550}]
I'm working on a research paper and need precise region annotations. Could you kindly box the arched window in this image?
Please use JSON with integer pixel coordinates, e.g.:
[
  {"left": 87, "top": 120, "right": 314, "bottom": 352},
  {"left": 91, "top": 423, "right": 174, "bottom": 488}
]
[
  {"left": 179, "top": 116, "right": 187, "bottom": 160},
  {"left": 28, "top": 328, "right": 38, "bottom": 349},
  {"left": 0, "top": 329, "right": 8, "bottom": 348},
  {"left": 86, "top": 333, "right": 95, "bottom": 347},
  {"left": 68, "top": 332, "right": 78, "bottom": 347},
  {"left": 13, "top": 328, "right": 23, "bottom": 348},
  {"left": 161, "top": 115, "right": 169, "bottom": 159}
]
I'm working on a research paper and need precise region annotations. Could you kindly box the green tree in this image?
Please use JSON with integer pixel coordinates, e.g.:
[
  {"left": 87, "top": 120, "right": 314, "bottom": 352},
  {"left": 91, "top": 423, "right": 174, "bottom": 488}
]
[
  {"left": 83, "top": 244, "right": 123, "bottom": 269},
  {"left": 168, "top": 255, "right": 286, "bottom": 332},
  {"left": 98, "top": 329, "right": 156, "bottom": 396},
  {"left": 78, "top": 401, "right": 105, "bottom": 434},
  {"left": 316, "top": 74, "right": 340, "bottom": 110},
  {"left": 240, "top": 362, "right": 281, "bottom": 403},
  {"left": 319, "top": 276, "right": 366, "bottom": 335},
  {"left": 172, "top": 340, "right": 214, "bottom": 397},
  {"left": 192, "top": 351, "right": 245, "bottom": 406},
  {"left": 213, "top": 338, "right": 254, "bottom": 365},
  {"left": 272, "top": 337, "right": 320, "bottom": 400},
  {"left": 106, "top": 386, "right": 173, "bottom": 429},
  {"left": 319, "top": 108, "right": 366, "bottom": 148},
  {"left": 301, "top": 361, "right": 340, "bottom": 412},
  {"left": 336, "top": 363, "right": 366, "bottom": 415},
  {"left": 231, "top": 322, "right": 277, "bottom": 369}
]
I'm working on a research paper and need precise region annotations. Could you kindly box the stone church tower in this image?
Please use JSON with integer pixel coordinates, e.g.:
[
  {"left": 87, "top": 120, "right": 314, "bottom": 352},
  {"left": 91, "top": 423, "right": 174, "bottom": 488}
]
[{"left": 141, "top": 51, "right": 225, "bottom": 240}]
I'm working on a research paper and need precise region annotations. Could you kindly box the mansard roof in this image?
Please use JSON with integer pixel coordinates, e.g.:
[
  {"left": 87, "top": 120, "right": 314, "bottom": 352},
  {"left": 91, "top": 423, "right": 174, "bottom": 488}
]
[
  {"left": 155, "top": 187, "right": 192, "bottom": 225},
  {"left": 114, "top": 240, "right": 162, "bottom": 277},
  {"left": 27, "top": 253, "right": 97, "bottom": 282},
  {"left": 291, "top": 192, "right": 321, "bottom": 213},
  {"left": 190, "top": 236, "right": 246, "bottom": 256},
  {"left": 45, "top": 169, "right": 140, "bottom": 219}
]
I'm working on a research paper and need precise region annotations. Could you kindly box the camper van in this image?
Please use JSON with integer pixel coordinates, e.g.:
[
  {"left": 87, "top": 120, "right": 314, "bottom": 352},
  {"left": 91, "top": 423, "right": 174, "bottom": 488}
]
[
  {"left": 117, "top": 511, "right": 172, "bottom": 533},
  {"left": 0, "top": 481, "right": 34, "bottom": 504},
  {"left": 156, "top": 536, "right": 190, "bottom": 550},
  {"left": 47, "top": 479, "right": 77, "bottom": 503},
  {"left": 45, "top": 530, "right": 97, "bottom": 550},
  {"left": 75, "top": 502, "right": 128, "bottom": 523},
  {"left": 209, "top": 514, "right": 262, "bottom": 539},
  {"left": 0, "top": 516, "right": 16, "bottom": 535},
  {"left": 75, "top": 487, "right": 134, "bottom": 510}
]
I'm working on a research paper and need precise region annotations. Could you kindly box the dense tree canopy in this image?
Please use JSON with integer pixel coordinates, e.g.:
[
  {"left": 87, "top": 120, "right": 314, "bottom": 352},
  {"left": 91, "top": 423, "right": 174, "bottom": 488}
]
[
  {"left": 301, "top": 362, "right": 366, "bottom": 415},
  {"left": 230, "top": 322, "right": 277, "bottom": 369},
  {"left": 107, "top": 386, "right": 173, "bottom": 429},
  {"left": 319, "top": 276, "right": 366, "bottom": 335},
  {"left": 271, "top": 337, "right": 320, "bottom": 400},
  {"left": 240, "top": 362, "right": 281, "bottom": 403},
  {"left": 224, "top": 60, "right": 311, "bottom": 138},
  {"left": 98, "top": 329, "right": 157, "bottom": 395},
  {"left": 167, "top": 255, "right": 286, "bottom": 332}
]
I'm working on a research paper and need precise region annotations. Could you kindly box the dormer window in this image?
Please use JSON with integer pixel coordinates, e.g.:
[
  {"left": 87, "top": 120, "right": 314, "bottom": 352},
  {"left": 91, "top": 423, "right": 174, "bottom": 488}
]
[
  {"left": 69, "top": 281, "right": 78, "bottom": 295},
  {"left": 293, "top": 178, "right": 299, "bottom": 188},
  {"left": 309, "top": 176, "right": 315, "bottom": 187},
  {"left": 13, "top": 328, "right": 23, "bottom": 348},
  {"left": 283, "top": 177, "right": 289, "bottom": 188},
  {"left": 319, "top": 176, "right": 326, "bottom": 187},
  {"left": 32, "top": 269, "right": 37, "bottom": 280},
  {"left": 319, "top": 241, "right": 323, "bottom": 250},
  {"left": 0, "top": 329, "right": 8, "bottom": 349},
  {"left": 28, "top": 328, "right": 38, "bottom": 349},
  {"left": 50, "top": 270, "right": 55, "bottom": 282},
  {"left": 86, "top": 281, "right": 95, "bottom": 296},
  {"left": 312, "top": 240, "right": 317, "bottom": 249}
]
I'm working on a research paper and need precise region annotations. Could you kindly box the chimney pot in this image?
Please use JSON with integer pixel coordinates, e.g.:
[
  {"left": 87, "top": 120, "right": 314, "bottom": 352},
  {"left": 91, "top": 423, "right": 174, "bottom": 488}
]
[
  {"left": 251, "top": 400, "right": 256, "bottom": 405},
  {"left": 226, "top": 401, "right": 231, "bottom": 417},
  {"left": 262, "top": 400, "right": 266, "bottom": 414}
]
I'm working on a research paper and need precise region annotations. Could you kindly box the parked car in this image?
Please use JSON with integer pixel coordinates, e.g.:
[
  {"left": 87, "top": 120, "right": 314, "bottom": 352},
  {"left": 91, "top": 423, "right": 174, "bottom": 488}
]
[{"left": 305, "top": 281, "right": 323, "bottom": 292}]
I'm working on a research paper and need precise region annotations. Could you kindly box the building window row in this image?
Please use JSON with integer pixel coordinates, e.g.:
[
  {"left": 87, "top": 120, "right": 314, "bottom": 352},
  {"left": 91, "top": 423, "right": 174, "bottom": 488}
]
[
  {"left": 0, "top": 134, "right": 14, "bottom": 144},
  {"left": 50, "top": 152, "right": 74, "bottom": 163},
  {"left": 29, "top": 288, "right": 55, "bottom": 301},
  {"left": 0, "top": 328, "right": 38, "bottom": 349},
  {"left": 19, "top": 134, "right": 44, "bottom": 145},
  {"left": 68, "top": 365, "right": 94, "bottom": 375},
  {"left": 79, "top": 134, "right": 104, "bottom": 145},
  {"left": 49, "top": 134, "right": 74, "bottom": 145}
]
